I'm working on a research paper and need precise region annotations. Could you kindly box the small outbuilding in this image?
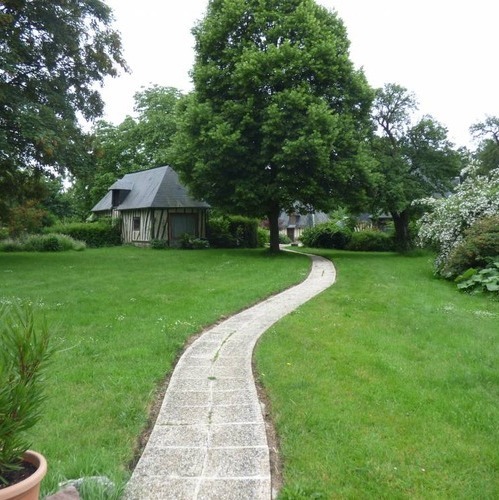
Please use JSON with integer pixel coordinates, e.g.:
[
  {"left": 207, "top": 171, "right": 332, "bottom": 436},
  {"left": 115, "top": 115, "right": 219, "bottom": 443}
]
[
  {"left": 91, "top": 166, "right": 210, "bottom": 246},
  {"left": 279, "top": 210, "right": 329, "bottom": 242}
]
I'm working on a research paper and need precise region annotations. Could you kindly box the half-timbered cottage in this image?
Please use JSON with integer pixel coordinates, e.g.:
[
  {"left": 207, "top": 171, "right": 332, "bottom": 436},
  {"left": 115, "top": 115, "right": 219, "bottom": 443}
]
[{"left": 91, "top": 166, "right": 210, "bottom": 246}]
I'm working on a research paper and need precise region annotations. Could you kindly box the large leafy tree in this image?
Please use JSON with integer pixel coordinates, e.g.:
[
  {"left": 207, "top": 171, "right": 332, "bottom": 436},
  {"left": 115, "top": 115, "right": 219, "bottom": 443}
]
[
  {"left": 371, "top": 83, "right": 462, "bottom": 250},
  {"left": 69, "top": 85, "right": 182, "bottom": 216},
  {"left": 470, "top": 115, "right": 499, "bottom": 175},
  {"left": 172, "top": 0, "right": 373, "bottom": 251},
  {"left": 0, "top": 0, "right": 127, "bottom": 223}
]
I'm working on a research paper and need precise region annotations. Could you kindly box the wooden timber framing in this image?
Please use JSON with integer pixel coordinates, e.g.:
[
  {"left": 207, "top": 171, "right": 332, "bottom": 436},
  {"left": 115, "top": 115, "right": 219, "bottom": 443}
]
[{"left": 119, "top": 208, "right": 208, "bottom": 246}]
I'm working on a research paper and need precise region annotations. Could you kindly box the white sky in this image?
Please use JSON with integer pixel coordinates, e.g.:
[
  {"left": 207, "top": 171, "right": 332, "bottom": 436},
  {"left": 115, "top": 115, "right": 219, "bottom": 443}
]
[{"left": 100, "top": 0, "right": 499, "bottom": 149}]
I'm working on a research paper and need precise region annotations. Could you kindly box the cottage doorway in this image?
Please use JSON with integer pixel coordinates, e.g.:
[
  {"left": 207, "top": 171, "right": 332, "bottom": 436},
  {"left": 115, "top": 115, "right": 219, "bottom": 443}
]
[{"left": 170, "top": 213, "right": 198, "bottom": 243}]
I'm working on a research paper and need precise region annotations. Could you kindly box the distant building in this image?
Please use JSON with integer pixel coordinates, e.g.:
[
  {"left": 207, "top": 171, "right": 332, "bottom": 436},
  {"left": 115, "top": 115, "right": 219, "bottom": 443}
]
[{"left": 278, "top": 210, "right": 329, "bottom": 242}]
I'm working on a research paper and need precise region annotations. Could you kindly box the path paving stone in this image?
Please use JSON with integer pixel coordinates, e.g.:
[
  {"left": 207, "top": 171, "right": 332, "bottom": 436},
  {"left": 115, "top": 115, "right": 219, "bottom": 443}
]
[{"left": 124, "top": 252, "right": 336, "bottom": 499}]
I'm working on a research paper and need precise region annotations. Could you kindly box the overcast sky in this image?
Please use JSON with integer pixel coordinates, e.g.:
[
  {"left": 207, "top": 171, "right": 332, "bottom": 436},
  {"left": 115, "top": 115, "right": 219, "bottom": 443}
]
[{"left": 100, "top": 0, "right": 499, "bottom": 148}]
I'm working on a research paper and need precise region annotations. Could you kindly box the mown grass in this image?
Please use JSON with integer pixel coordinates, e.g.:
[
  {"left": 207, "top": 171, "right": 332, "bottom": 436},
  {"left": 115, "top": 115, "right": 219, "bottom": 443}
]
[
  {"left": 255, "top": 249, "right": 499, "bottom": 499},
  {"left": 0, "top": 246, "right": 310, "bottom": 496}
]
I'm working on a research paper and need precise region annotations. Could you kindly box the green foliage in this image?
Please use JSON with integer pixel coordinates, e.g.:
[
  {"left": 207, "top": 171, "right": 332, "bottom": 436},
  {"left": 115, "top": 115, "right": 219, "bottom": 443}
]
[
  {"left": 72, "top": 86, "right": 183, "bottom": 214},
  {"left": 300, "top": 222, "right": 352, "bottom": 249},
  {"left": 443, "top": 215, "right": 499, "bottom": 278},
  {"left": 470, "top": 116, "right": 499, "bottom": 175},
  {"left": 371, "top": 83, "right": 463, "bottom": 250},
  {"left": 417, "top": 167, "right": 499, "bottom": 274},
  {"left": 279, "top": 234, "right": 292, "bottom": 244},
  {"left": 0, "top": 234, "right": 86, "bottom": 253},
  {"left": 257, "top": 228, "right": 270, "bottom": 247},
  {"left": 0, "top": 0, "right": 127, "bottom": 216},
  {"left": 179, "top": 234, "right": 210, "bottom": 250},
  {"left": 0, "top": 302, "right": 53, "bottom": 484},
  {"left": 0, "top": 240, "right": 24, "bottom": 252},
  {"left": 206, "top": 217, "right": 236, "bottom": 248},
  {"left": 46, "top": 220, "right": 121, "bottom": 248},
  {"left": 172, "top": 0, "right": 373, "bottom": 251},
  {"left": 7, "top": 200, "right": 49, "bottom": 238},
  {"left": 328, "top": 207, "right": 357, "bottom": 230},
  {"left": 455, "top": 260, "right": 499, "bottom": 295},
  {"left": 346, "top": 230, "right": 394, "bottom": 251},
  {"left": 0, "top": 227, "right": 8, "bottom": 240},
  {"left": 207, "top": 215, "right": 260, "bottom": 248},
  {"left": 150, "top": 239, "right": 169, "bottom": 250}
]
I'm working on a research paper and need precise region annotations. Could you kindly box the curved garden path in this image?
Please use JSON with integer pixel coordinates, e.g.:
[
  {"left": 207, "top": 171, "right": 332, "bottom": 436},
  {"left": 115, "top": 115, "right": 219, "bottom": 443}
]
[{"left": 124, "top": 252, "right": 336, "bottom": 499}]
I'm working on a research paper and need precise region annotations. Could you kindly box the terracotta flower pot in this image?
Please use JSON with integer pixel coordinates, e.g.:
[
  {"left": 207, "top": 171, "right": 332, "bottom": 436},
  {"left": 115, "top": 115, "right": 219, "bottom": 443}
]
[{"left": 0, "top": 451, "right": 47, "bottom": 500}]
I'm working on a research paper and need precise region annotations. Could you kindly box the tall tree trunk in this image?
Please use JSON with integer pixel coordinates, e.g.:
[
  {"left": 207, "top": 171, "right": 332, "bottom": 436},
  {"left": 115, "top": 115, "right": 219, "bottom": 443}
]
[
  {"left": 391, "top": 210, "right": 411, "bottom": 252},
  {"left": 268, "top": 206, "right": 281, "bottom": 252}
]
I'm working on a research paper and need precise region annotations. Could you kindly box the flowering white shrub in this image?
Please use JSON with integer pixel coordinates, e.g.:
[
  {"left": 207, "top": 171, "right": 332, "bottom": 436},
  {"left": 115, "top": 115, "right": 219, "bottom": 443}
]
[{"left": 416, "top": 166, "right": 499, "bottom": 274}]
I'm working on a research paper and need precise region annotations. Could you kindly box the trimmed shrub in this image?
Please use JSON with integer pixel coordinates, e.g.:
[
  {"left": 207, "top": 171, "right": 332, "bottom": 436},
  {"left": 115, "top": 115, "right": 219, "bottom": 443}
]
[
  {"left": 180, "top": 234, "right": 209, "bottom": 249},
  {"left": 443, "top": 215, "right": 499, "bottom": 278},
  {"left": 346, "top": 230, "right": 395, "bottom": 252},
  {"left": 279, "top": 234, "right": 292, "bottom": 244},
  {"left": 45, "top": 219, "right": 121, "bottom": 247},
  {"left": 150, "top": 239, "right": 169, "bottom": 249},
  {"left": 24, "top": 234, "right": 63, "bottom": 252},
  {"left": 228, "top": 216, "right": 259, "bottom": 248},
  {"left": 0, "top": 234, "right": 86, "bottom": 252},
  {"left": 207, "top": 216, "right": 259, "bottom": 248},
  {"left": 206, "top": 217, "right": 237, "bottom": 248},
  {"left": 300, "top": 222, "right": 352, "bottom": 249},
  {"left": 0, "top": 239, "right": 24, "bottom": 252},
  {"left": 257, "top": 228, "right": 270, "bottom": 247}
]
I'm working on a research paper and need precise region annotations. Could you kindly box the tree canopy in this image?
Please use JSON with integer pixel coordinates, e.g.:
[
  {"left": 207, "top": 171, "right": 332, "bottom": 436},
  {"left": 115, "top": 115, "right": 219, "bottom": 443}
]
[
  {"left": 171, "top": 0, "right": 373, "bottom": 251},
  {"left": 68, "top": 85, "right": 182, "bottom": 216},
  {"left": 371, "top": 83, "right": 463, "bottom": 250},
  {"left": 0, "top": 0, "right": 127, "bottom": 223},
  {"left": 470, "top": 115, "right": 499, "bottom": 175}
]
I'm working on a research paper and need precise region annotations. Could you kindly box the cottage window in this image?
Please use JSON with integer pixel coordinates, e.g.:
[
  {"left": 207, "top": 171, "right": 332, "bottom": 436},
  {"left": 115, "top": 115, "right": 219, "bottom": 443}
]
[{"left": 133, "top": 216, "right": 140, "bottom": 232}]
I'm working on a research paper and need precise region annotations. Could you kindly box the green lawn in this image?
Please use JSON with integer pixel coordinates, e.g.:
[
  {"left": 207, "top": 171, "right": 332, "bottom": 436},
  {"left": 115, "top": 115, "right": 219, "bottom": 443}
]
[
  {"left": 0, "top": 246, "right": 310, "bottom": 496},
  {"left": 255, "top": 250, "right": 499, "bottom": 499}
]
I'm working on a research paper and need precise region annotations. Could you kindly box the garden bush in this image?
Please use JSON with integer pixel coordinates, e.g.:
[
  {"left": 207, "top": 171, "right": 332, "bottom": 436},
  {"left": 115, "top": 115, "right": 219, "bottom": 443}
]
[
  {"left": 443, "top": 215, "right": 499, "bottom": 278},
  {"left": 0, "top": 234, "right": 85, "bottom": 252},
  {"left": 24, "top": 234, "right": 63, "bottom": 252},
  {"left": 150, "top": 239, "right": 169, "bottom": 249},
  {"left": 346, "top": 230, "right": 394, "bottom": 252},
  {"left": 257, "top": 228, "right": 270, "bottom": 247},
  {"left": 207, "top": 215, "right": 259, "bottom": 248},
  {"left": 300, "top": 222, "right": 352, "bottom": 249},
  {"left": 206, "top": 217, "right": 237, "bottom": 248},
  {"left": 417, "top": 166, "right": 499, "bottom": 273},
  {"left": 279, "top": 234, "right": 292, "bottom": 244},
  {"left": 455, "top": 259, "right": 499, "bottom": 295},
  {"left": 45, "top": 219, "right": 121, "bottom": 247},
  {"left": 0, "top": 239, "right": 24, "bottom": 252},
  {"left": 179, "top": 234, "right": 210, "bottom": 249}
]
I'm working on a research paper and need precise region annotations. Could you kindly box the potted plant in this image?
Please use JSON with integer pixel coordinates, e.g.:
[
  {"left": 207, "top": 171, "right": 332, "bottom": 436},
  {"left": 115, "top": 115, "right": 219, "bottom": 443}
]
[{"left": 0, "top": 302, "right": 52, "bottom": 500}]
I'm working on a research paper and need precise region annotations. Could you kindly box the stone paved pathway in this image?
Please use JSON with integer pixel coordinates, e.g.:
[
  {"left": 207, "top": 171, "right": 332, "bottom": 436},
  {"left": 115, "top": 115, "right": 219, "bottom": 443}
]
[{"left": 124, "top": 252, "right": 336, "bottom": 499}]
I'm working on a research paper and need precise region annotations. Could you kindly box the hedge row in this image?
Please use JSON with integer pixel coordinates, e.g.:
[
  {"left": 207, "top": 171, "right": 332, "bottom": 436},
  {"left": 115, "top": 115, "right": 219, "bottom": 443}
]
[
  {"left": 0, "top": 233, "right": 86, "bottom": 252},
  {"left": 301, "top": 222, "right": 394, "bottom": 252},
  {"left": 44, "top": 220, "right": 121, "bottom": 247},
  {"left": 207, "top": 216, "right": 262, "bottom": 248}
]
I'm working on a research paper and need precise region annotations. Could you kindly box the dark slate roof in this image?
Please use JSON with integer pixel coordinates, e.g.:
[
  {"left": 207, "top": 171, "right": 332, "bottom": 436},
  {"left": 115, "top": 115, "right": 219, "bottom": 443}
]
[
  {"left": 278, "top": 211, "right": 329, "bottom": 229},
  {"left": 91, "top": 166, "right": 210, "bottom": 212}
]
